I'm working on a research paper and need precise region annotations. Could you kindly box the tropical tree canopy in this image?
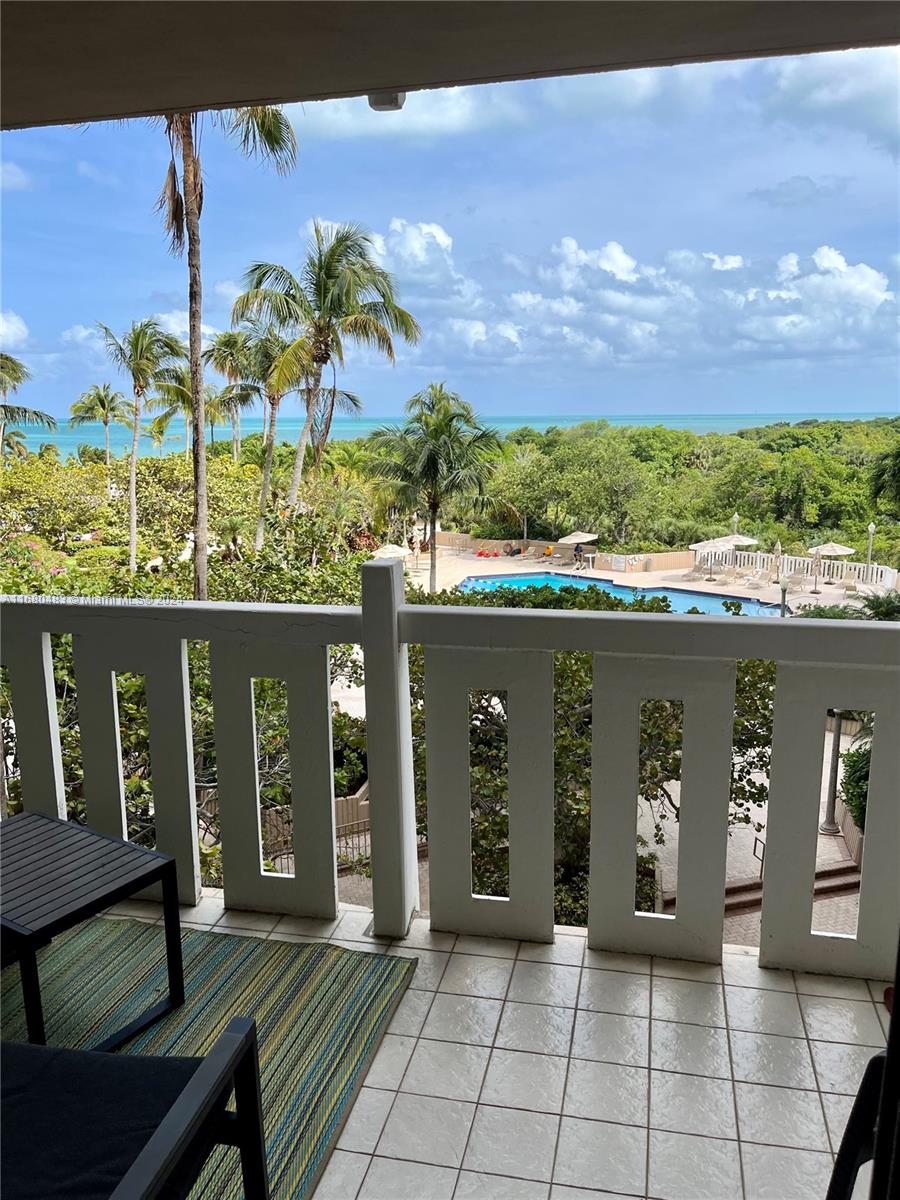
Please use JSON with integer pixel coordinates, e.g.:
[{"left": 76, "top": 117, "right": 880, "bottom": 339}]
[
  {"left": 232, "top": 220, "right": 420, "bottom": 508},
  {"left": 370, "top": 382, "right": 500, "bottom": 591}
]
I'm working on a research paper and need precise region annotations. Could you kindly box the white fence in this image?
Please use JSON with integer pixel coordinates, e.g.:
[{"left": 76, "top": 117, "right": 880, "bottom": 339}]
[
  {"left": 699, "top": 548, "right": 897, "bottom": 589},
  {"left": 2, "top": 561, "right": 899, "bottom": 977}
]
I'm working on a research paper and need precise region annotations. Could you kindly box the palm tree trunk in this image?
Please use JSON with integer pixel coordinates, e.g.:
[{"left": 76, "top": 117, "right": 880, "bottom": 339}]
[
  {"left": 313, "top": 389, "right": 337, "bottom": 471},
  {"left": 429, "top": 503, "right": 439, "bottom": 593},
  {"left": 232, "top": 409, "right": 240, "bottom": 461},
  {"left": 128, "top": 389, "right": 140, "bottom": 573},
  {"left": 184, "top": 412, "right": 190, "bottom": 461},
  {"left": 254, "top": 395, "right": 279, "bottom": 551},
  {"left": 179, "top": 114, "right": 209, "bottom": 602},
  {"left": 104, "top": 418, "right": 110, "bottom": 468},
  {"left": 287, "top": 365, "right": 322, "bottom": 511}
]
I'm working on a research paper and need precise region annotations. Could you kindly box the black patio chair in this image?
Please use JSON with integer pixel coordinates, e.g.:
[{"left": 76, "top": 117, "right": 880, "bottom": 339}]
[
  {"left": 1, "top": 1016, "right": 269, "bottom": 1200},
  {"left": 826, "top": 933, "right": 899, "bottom": 1200}
]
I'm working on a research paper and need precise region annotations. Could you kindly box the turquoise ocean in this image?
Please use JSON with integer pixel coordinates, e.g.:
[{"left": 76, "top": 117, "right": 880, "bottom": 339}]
[{"left": 25, "top": 412, "right": 897, "bottom": 460}]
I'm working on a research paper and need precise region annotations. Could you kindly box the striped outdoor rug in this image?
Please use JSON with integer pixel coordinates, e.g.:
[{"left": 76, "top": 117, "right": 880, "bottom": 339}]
[{"left": 1, "top": 918, "right": 415, "bottom": 1198}]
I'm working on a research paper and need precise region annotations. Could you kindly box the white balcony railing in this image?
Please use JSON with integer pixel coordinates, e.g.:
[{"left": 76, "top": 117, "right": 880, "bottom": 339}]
[{"left": 2, "top": 561, "right": 898, "bottom": 979}]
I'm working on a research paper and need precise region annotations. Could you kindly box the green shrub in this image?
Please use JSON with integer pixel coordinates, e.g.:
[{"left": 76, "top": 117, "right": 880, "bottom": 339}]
[{"left": 841, "top": 746, "right": 870, "bottom": 832}]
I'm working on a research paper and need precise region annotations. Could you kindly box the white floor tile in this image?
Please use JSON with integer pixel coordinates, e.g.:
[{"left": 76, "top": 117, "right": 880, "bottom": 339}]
[
  {"left": 728, "top": 1029, "right": 816, "bottom": 1089},
  {"left": 337, "top": 1088, "right": 395, "bottom": 1154},
  {"left": 496, "top": 1001, "right": 575, "bottom": 1057},
  {"left": 741, "top": 1143, "right": 833, "bottom": 1200},
  {"left": 392, "top": 919, "right": 456, "bottom": 952},
  {"left": 519, "top": 936, "right": 585, "bottom": 966},
  {"left": 422, "top": 994, "right": 503, "bottom": 1046},
  {"left": 358, "top": 1156, "right": 457, "bottom": 1200},
  {"left": 725, "top": 984, "right": 803, "bottom": 1037},
  {"left": 365, "top": 1034, "right": 416, "bottom": 1089},
  {"left": 463, "top": 1105, "right": 560, "bottom": 1182},
  {"left": 809, "top": 1040, "right": 883, "bottom": 1095},
  {"left": 572, "top": 1010, "right": 649, "bottom": 1067},
  {"left": 821, "top": 1091, "right": 854, "bottom": 1148},
  {"left": 582, "top": 949, "right": 651, "bottom": 975},
  {"left": 652, "top": 957, "right": 722, "bottom": 984},
  {"left": 439, "top": 953, "right": 515, "bottom": 999},
  {"left": 650, "top": 1070, "right": 736, "bottom": 1139},
  {"left": 481, "top": 1048, "right": 568, "bottom": 1112},
  {"left": 554, "top": 1117, "right": 646, "bottom": 1194},
  {"left": 214, "top": 908, "right": 279, "bottom": 932},
  {"left": 578, "top": 970, "right": 650, "bottom": 1017},
  {"left": 455, "top": 1170, "right": 549, "bottom": 1200},
  {"left": 272, "top": 913, "right": 340, "bottom": 938},
  {"left": 735, "top": 1081, "right": 829, "bottom": 1151},
  {"left": 799, "top": 995, "right": 885, "bottom": 1045},
  {"left": 454, "top": 935, "right": 520, "bottom": 959},
  {"left": 401, "top": 1038, "right": 490, "bottom": 1102},
  {"left": 648, "top": 1129, "right": 742, "bottom": 1200},
  {"left": 388, "top": 988, "right": 435, "bottom": 1037},
  {"left": 335, "top": 910, "right": 391, "bottom": 943},
  {"left": 551, "top": 1188, "right": 634, "bottom": 1199},
  {"left": 508, "top": 961, "right": 581, "bottom": 1008},
  {"left": 650, "top": 1019, "right": 730, "bottom": 1079},
  {"left": 721, "top": 955, "right": 795, "bottom": 993},
  {"left": 563, "top": 1059, "right": 648, "bottom": 1126},
  {"left": 388, "top": 946, "right": 451, "bottom": 991},
  {"left": 794, "top": 973, "right": 871, "bottom": 1002},
  {"left": 376, "top": 1092, "right": 474, "bottom": 1167},
  {"left": 312, "top": 1149, "right": 370, "bottom": 1199},
  {"left": 652, "top": 978, "right": 725, "bottom": 1027}
]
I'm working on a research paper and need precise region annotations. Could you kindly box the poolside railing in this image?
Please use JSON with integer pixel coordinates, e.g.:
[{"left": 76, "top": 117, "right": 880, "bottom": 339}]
[{"left": 2, "top": 560, "right": 899, "bottom": 979}]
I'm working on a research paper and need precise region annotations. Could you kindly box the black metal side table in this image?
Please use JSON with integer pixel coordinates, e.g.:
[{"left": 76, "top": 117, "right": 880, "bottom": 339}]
[{"left": 0, "top": 811, "right": 184, "bottom": 1050}]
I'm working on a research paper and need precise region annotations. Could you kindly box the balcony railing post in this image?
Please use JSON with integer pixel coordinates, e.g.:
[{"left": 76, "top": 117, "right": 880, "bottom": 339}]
[{"left": 362, "top": 560, "right": 419, "bottom": 937}]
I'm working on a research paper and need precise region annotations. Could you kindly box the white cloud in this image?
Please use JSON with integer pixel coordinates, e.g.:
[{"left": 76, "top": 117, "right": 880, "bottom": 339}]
[
  {"left": 388, "top": 217, "right": 453, "bottom": 265},
  {"left": 509, "top": 291, "right": 583, "bottom": 318},
  {"left": 288, "top": 84, "right": 524, "bottom": 141},
  {"left": 448, "top": 318, "right": 488, "bottom": 350},
  {"left": 76, "top": 160, "right": 119, "bottom": 187},
  {"left": 212, "top": 280, "right": 242, "bottom": 306},
  {"left": 765, "top": 46, "right": 900, "bottom": 155},
  {"left": 62, "top": 323, "right": 102, "bottom": 346},
  {"left": 703, "top": 253, "right": 744, "bottom": 271},
  {"left": 1, "top": 162, "right": 31, "bottom": 191},
  {"left": 153, "top": 310, "right": 219, "bottom": 343},
  {"left": 776, "top": 253, "right": 800, "bottom": 282},
  {"left": 495, "top": 321, "right": 523, "bottom": 347},
  {"left": 544, "top": 237, "right": 639, "bottom": 290},
  {"left": 0, "top": 310, "right": 29, "bottom": 350}
]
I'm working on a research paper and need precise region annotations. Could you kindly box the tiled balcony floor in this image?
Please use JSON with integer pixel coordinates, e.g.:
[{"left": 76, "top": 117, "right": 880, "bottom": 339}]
[{"left": 109, "top": 892, "right": 889, "bottom": 1200}]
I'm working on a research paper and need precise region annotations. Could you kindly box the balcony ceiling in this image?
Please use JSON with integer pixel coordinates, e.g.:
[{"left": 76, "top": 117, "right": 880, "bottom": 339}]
[{"left": 2, "top": 1, "right": 898, "bottom": 131}]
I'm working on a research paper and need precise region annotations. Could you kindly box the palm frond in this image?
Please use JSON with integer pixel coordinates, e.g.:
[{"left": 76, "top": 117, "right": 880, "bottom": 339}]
[{"left": 228, "top": 107, "right": 297, "bottom": 174}]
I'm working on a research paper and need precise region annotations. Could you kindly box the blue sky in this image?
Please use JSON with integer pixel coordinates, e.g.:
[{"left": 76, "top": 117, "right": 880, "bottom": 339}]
[{"left": 1, "top": 46, "right": 898, "bottom": 420}]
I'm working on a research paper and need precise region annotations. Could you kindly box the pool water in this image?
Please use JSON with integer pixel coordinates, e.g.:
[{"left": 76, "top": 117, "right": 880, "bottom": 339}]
[{"left": 458, "top": 571, "right": 781, "bottom": 617}]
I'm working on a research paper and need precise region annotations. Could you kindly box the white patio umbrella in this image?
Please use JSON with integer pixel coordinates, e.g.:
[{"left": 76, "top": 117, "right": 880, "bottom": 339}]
[
  {"left": 689, "top": 536, "right": 733, "bottom": 579},
  {"left": 558, "top": 531, "right": 598, "bottom": 545},
  {"left": 807, "top": 541, "right": 854, "bottom": 592},
  {"left": 373, "top": 543, "right": 411, "bottom": 559}
]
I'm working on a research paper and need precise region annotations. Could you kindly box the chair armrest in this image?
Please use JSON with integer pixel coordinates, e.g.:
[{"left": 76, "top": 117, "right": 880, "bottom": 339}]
[{"left": 111, "top": 1018, "right": 263, "bottom": 1200}]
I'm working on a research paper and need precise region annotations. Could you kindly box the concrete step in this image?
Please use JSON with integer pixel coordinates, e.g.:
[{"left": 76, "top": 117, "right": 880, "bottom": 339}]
[{"left": 661, "top": 860, "right": 860, "bottom": 917}]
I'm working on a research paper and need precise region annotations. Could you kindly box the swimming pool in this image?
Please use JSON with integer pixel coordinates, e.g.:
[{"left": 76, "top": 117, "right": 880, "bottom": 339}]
[{"left": 458, "top": 571, "right": 781, "bottom": 617}]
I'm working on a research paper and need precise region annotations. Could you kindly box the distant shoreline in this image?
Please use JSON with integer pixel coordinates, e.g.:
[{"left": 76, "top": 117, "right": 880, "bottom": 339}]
[{"left": 18, "top": 411, "right": 899, "bottom": 459}]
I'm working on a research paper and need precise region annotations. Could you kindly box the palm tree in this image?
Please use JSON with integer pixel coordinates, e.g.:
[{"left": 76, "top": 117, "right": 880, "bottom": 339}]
[
  {"left": 870, "top": 446, "right": 900, "bottom": 516},
  {"left": 305, "top": 386, "right": 361, "bottom": 469},
  {"left": 0, "top": 352, "right": 56, "bottom": 447},
  {"left": 154, "top": 109, "right": 296, "bottom": 601},
  {"left": 144, "top": 411, "right": 174, "bottom": 457},
  {"left": 232, "top": 221, "right": 419, "bottom": 511},
  {"left": 202, "top": 330, "right": 256, "bottom": 460},
  {"left": 149, "top": 365, "right": 219, "bottom": 461},
  {"left": 1, "top": 428, "right": 28, "bottom": 462},
  {"left": 69, "top": 383, "right": 131, "bottom": 467},
  {"left": 242, "top": 326, "right": 310, "bottom": 550},
  {"left": 99, "top": 320, "right": 186, "bottom": 573},
  {"left": 371, "top": 383, "right": 500, "bottom": 592}
]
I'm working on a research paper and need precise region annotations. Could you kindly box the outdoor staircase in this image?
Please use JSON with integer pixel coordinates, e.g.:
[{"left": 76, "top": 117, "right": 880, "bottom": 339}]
[{"left": 661, "top": 860, "right": 862, "bottom": 917}]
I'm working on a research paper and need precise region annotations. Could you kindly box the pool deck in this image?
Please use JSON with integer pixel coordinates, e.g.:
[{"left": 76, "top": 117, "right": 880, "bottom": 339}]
[{"left": 405, "top": 549, "right": 872, "bottom": 614}]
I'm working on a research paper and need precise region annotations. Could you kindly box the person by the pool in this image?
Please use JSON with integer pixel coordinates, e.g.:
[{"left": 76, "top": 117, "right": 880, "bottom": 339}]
[{"left": 574, "top": 543, "right": 584, "bottom": 569}]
